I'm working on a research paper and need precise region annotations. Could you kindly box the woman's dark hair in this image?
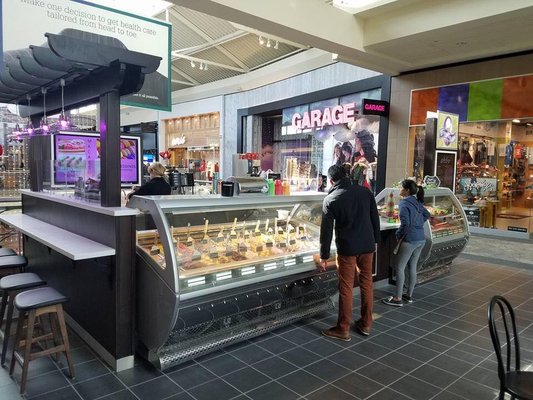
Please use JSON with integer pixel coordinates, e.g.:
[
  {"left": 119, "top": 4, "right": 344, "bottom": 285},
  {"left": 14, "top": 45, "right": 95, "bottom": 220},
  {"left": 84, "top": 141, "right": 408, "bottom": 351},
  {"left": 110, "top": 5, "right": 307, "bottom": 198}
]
[
  {"left": 402, "top": 179, "right": 424, "bottom": 202},
  {"left": 341, "top": 142, "right": 353, "bottom": 155},
  {"left": 357, "top": 130, "right": 377, "bottom": 163},
  {"left": 333, "top": 142, "right": 345, "bottom": 164}
]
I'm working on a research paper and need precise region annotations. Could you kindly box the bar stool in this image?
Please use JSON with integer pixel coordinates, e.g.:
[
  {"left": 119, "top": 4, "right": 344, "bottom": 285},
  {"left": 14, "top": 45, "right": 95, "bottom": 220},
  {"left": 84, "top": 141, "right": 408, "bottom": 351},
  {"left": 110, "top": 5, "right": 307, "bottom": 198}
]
[
  {"left": 0, "top": 273, "right": 46, "bottom": 366},
  {"left": 10, "top": 286, "right": 75, "bottom": 394},
  {"left": 0, "top": 248, "right": 16, "bottom": 257},
  {"left": 0, "top": 255, "right": 27, "bottom": 278}
]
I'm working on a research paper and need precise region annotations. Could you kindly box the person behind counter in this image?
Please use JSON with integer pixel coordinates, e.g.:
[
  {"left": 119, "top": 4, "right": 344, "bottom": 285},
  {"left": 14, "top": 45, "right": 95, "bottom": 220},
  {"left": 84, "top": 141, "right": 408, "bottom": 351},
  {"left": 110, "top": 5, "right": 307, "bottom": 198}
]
[
  {"left": 127, "top": 162, "right": 171, "bottom": 200},
  {"left": 318, "top": 164, "right": 380, "bottom": 340},
  {"left": 383, "top": 179, "right": 430, "bottom": 307}
]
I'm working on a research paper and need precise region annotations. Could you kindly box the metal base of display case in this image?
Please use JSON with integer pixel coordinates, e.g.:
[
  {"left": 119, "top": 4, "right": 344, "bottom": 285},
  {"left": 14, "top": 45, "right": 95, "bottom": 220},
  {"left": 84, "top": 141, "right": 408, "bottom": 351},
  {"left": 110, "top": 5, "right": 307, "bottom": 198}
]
[{"left": 155, "top": 298, "right": 334, "bottom": 370}]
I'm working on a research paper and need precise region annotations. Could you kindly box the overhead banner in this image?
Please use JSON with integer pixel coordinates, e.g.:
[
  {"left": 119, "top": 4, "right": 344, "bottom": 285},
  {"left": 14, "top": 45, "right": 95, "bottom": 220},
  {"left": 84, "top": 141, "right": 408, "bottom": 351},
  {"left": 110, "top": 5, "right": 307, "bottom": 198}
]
[{"left": 1, "top": 0, "right": 171, "bottom": 111}]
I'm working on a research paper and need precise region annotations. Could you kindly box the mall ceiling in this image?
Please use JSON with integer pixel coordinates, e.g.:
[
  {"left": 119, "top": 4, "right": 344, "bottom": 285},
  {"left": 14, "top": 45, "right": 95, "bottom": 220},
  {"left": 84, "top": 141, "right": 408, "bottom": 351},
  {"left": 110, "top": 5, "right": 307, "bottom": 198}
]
[{"left": 166, "top": 0, "right": 533, "bottom": 79}]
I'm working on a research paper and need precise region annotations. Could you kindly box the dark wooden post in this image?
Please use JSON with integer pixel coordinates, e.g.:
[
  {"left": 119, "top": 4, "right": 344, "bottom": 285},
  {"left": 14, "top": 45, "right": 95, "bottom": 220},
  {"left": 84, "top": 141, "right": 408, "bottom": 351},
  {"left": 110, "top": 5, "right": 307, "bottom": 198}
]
[{"left": 99, "top": 90, "right": 121, "bottom": 207}]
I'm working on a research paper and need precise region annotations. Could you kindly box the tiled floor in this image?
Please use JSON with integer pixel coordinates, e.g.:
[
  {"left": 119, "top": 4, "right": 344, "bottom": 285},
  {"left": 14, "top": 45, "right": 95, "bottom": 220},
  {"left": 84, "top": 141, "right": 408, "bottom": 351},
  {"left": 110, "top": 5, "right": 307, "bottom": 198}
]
[{"left": 1, "top": 256, "right": 533, "bottom": 400}]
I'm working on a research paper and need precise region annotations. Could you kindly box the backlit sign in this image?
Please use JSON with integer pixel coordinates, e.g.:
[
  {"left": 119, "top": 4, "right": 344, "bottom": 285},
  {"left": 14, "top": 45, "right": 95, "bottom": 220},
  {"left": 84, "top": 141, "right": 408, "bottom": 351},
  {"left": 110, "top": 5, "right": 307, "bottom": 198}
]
[
  {"left": 362, "top": 98, "right": 389, "bottom": 116},
  {"left": 291, "top": 102, "right": 356, "bottom": 129}
]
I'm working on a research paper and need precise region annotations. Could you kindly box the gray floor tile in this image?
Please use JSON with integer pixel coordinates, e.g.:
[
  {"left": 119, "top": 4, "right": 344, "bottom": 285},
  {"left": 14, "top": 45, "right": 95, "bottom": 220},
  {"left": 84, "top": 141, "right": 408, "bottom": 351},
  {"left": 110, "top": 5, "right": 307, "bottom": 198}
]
[
  {"left": 305, "top": 338, "right": 344, "bottom": 357},
  {"left": 256, "top": 336, "right": 296, "bottom": 354},
  {"left": 428, "top": 354, "right": 475, "bottom": 376},
  {"left": 277, "top": 369, "right": 327, "bottom": 396},
  {"left": 187, "top": 378, "right": 241, "bottom": 400},
  {"left": 446, "top": 378, "right": 500, "bottom": 400},
  {"left": 357, "top": 361, "right": 404, "bottom": 386},
  {"left": 327, "top": 349, "right": 372, "bottom": 371},
  {"left": 98, "top": 390, "right": 139, "bottom": 400},
  {"left": 29, "top": 386, "right": 83, "bottom": 399},
  {"left": 377, "top": 351, "right": 422, "bottom": 373},
  {"left": 22, "top": 370, "right": 70, "bottom": 399},
  {"left": 389, "top": 375, "right": 441, "bottom": 399},
  {"left": 304, "top": 358, "right": 351, "bottom": 382},
  {"left": 280, "top": 348, "right": 320, "bottom": 368},
  {"left": 231, "top": 344, "right": 273, "bottom": 365},
  {"left": 167, "top": 364, "right": 216, "bottom": 390},
  {"left": 396, "top": 342, "right": 440, "bottom": 362},
  {"left": 246, "top": 381, "right": 299, "bottom": 400},
  {"left": 306, "top": 384, "right": 357, "bottom": 400},
  {"left": 366, "top": 387, "right": 412, "bottom": 400},
  {"left": 333, "top": 371, "right": 384, "bottom": 399},
  {"left": 252, "top": 356, "right": 297, "bottom": 379},
  {"left": 130, "top": 376, "right": 181, "bottom": 400},
  {"left": 222, "top": 367, "right": 270, "bottom": 393},
  {"left": 410, "top": 364, "right": 458, "bottom": 389},
  {"left": 73, "top": 373, "right": 126, "bottom": 400},
  {"left": 199, "top": 354, "right": 247, "bottom": 377}
]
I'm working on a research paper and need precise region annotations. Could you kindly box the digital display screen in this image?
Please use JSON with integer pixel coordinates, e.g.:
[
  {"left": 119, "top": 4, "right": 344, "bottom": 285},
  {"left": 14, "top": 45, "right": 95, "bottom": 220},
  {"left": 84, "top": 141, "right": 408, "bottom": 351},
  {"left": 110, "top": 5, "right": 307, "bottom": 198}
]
[{"left": 53, "top": 132, "right": 140, "bottom": 186}]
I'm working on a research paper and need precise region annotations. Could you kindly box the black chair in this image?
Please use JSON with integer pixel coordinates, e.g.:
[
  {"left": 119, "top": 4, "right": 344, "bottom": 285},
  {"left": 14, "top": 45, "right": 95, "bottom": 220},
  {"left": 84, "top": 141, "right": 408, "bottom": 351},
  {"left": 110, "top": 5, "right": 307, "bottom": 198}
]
[{"left": 488, "top": 295, "right": 533, "bottom": 399}]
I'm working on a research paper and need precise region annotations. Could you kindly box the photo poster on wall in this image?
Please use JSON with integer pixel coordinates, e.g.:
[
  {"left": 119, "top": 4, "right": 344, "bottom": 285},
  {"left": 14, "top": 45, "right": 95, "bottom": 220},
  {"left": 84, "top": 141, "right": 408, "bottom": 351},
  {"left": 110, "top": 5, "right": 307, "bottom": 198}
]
[
  {"left": 434, "top": 150, "right": 457, "bottom": 191},
  {"left": 1, "top": 0, "right": 171, "bottom": 111},
  {"left": 53, "top": 132, "right": 141, "bottom": 187},
  {"left": 458, "top": 177, "right": 497, "bottom": 197},
  {"left": 436, "top": 111, "right": 459, "bottom": 150}
]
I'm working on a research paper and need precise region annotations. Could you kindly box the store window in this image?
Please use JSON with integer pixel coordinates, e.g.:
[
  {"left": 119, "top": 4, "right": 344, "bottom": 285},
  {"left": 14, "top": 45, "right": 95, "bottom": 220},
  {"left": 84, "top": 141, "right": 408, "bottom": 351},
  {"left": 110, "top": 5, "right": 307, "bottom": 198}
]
[
  {"left": 164, "top": 112, "right": 220, "bottom": 180},
  {"left": 409, "top": 74, "right": 533, "bottom": 234},
  {"left": 256, "top": 90, "right": 382, "bottom": 193}
]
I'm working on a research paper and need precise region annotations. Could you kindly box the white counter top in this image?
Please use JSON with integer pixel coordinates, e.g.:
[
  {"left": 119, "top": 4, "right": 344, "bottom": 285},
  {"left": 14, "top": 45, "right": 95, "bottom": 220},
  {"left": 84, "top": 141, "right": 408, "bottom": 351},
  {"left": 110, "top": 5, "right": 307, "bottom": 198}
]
[
  {"left": 380, "top": 220, "right": 400, "bottom": 231},
  {"left": 0, "top": 214, "right": 116, "bottom": 260},
  {"left": 20, "top": 190, "right": 139, "bottom": 217}
]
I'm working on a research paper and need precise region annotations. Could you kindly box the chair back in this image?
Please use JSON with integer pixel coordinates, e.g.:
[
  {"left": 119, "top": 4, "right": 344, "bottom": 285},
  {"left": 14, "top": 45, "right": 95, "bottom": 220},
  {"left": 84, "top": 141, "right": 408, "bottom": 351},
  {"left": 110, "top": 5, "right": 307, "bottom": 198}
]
[{"left": 488, "top": 295, "right": 522, "bottom": 385}]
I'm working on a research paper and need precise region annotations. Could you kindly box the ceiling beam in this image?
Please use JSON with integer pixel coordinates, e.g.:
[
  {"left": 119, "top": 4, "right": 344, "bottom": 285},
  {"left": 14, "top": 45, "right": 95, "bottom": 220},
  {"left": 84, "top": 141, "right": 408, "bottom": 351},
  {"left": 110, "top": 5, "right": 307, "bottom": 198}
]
[
  {"left": 173, "top": 30, "right": 249, "bottom": 54},
  {"left": 171, "top": 53, "right": 247, "bottom": 73},
  {"left": 171, "top": 79, "right": 195, "bottom": 86},
  {"left": 171, "top": 65, "right": 200, "bottom": 85},
  {"left": 168, "top": 8, "right": 249, "bottom": 70}
]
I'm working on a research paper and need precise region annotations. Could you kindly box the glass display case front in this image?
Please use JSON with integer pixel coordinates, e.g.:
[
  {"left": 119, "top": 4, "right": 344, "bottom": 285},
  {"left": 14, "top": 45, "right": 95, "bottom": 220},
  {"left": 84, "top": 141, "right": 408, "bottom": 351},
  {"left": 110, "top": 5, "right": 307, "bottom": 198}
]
[
  {"left": 127, "top": 194, "right": 338, "bottom": 370},
  {"left": 376, "top": 187, "right": 469, "bottom": 280},
  {"left": 133, "top": 194, "right": 328, "bottom": 298}
]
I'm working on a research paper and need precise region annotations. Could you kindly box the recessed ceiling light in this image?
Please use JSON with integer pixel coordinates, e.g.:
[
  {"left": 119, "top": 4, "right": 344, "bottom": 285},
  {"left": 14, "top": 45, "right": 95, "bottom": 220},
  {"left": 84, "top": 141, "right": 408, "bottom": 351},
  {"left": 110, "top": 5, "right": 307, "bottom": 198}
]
[{"left": 512, "top": 119, "right": 521, "bottom": 123}]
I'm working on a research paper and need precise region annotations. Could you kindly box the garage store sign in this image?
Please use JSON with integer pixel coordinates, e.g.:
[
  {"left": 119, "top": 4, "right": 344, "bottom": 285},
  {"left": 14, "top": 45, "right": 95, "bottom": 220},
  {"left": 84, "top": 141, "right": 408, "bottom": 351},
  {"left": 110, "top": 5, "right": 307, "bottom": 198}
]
[{"left": 291, "top": 102, "right": 356, "bottom": 129}]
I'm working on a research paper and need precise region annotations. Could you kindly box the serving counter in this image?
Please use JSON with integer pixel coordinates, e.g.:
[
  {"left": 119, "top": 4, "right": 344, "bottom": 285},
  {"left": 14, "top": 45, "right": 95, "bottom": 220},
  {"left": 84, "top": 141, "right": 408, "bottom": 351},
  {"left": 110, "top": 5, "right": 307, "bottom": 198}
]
[
  {"left": 127, "top": 193, "right": 339, "bottom": 370},
  {"left": 376, "top": 187, "right": 470, "bottom": 283}
]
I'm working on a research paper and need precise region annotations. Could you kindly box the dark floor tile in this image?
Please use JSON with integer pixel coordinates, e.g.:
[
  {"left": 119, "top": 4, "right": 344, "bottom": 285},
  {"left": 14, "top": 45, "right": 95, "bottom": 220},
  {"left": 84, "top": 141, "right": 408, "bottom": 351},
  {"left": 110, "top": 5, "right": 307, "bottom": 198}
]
[
  {"left": 29, "top": 386, "right": 82, "bottom": 400},
  {"left": 447, "top": 378, "right": 500, "bottom": 400},
  {"left": 428, "top": 354, "right": 475, "bottom": 377},
  {"left": 61, "top": 359, "right": 109, "bottom": 383},
  {"left": 199, "top": 354, "right": 247, "bottom": 377},
  {"left": 386, "top": 325, "right": 427, "bottom": 342},
  {"left": 304, "top": 358, "right": 351, "bottom": 382},
  {"left": 446, "top": 319, "right": 485, "bottom": 334},
  {"left": 409, "top": 317, "right": 442, "bottom": 332},
  {"left": 326, "top": 349, "right": 372, "bottom": 371},
  {"left": 358, "top": 361, "right": 403, "bottom": 386},
  {"left": 433, "top": 326, "right": 473, "bottom": 341},
  {"left": 445, "top": 347, "right": 486, "bottom": 365},
  {"left": 0, "top": 382, "right": 23, "bottom": 399},
  {"left": 247, "top": 381, "right": 299, "bottom": 400},
  {"left": 70, "top": 347, "right": 98, "bottom": 365},
  {"left": 410, "top": 364, "right": 458, "bottom": 389},
  {"left": 378, "top": 351, "right": 422, "bottom": 373},
  {"left": 231, "top": 344, "right": 273, "bottom": 365},
  {"left": 115, "top": 358, "right": 162, "bottom": 387},
  {"left": 389, "top": 375, "right": 441, "bottom": 400},
  {"left": 188, "top": 378, "right": 240, "bottom": 400},
  {"left": 279, "top": 348, "right": 319, "bottom": 368},
  {"left": 333, "top": 371, "right": 384, "bottom": 399},
  {"left": 223, "top": 367, "right": 270, "bottom": 393},
  {"left": 164, "top": 391, "right": 196, "bottom": 400},
  {"left": 453, "top": 341, "right": 494, "bottom": 358},
  {"left": 306, "top": 384, "right": 356, "bottom": 400},
  {"left": 420, "top": 312, "right": 456, "bottom": 325},
  {"left": 462, "top": 334, "right": 494, "bottom": 352},
  {"left": 349, "top": 341, "right": 390, "bottom": 359},
  {"left": 130, "top": 376, "right": 181, "bottom": 400},
  {"left": 366, "top": 387, "right": 412, "bottom": 400},
  {"left": 23, "top": 370, "right": 70, "bottom": 398},
  {"left": 463, "top": 366, "right": 499, "bottom": 390},
  {"left": 167, "top": 364, "right": 216, "bottom": 389},
  {"left": 396, "top": 342, "right": 440, "bottom": 363},
  {"left": 280, "top": 328, "right": 318, "bottom": 346},
  {"left": 256, "top": 336, "right": 296, "bottom": 355},
  {"left": 73, "top": 373, "right": 126, "bottom": 400},
  {"left": 252, "top": 356, "right": 296, "bottom": 379},
  {"left": 423, "top": 332, "right": 460, "bottom": 348},
  {"left": 278, "top": 369, "right": 327, "bottom": 396},
  {"left": 368, "top": 333, "right": 409, "bottom": 350},
  {"left": 305, "top": 338, "right": 343, "bottom": 357},
  {"left": 98, "top": 389, "right": 139, "bottom": 399}
]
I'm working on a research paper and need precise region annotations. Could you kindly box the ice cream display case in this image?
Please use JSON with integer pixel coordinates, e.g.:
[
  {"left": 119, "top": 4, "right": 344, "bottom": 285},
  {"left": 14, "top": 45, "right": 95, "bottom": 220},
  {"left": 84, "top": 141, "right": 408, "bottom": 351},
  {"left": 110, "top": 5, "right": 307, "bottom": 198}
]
[
  {"left": 127, "top": 193, "right": 338, "bottom": 370},
  {"left": 376, "top": 187, "right": 470, "bottom": 282}
]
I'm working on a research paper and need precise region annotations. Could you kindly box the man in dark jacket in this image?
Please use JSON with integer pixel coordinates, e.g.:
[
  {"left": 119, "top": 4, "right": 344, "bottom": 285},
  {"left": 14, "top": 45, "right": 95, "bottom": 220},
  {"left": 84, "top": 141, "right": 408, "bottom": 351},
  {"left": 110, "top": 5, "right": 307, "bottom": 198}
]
[{"left": 319, "top": 164, "right": 380, "bottom": 340}]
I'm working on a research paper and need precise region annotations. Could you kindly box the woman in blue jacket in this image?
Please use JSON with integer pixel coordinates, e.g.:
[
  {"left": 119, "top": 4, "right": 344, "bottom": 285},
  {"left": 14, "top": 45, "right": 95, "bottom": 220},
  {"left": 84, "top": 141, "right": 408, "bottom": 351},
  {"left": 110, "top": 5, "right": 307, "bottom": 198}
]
[{"left": 383, "top": 180, "right": 430, "bottom": 306}]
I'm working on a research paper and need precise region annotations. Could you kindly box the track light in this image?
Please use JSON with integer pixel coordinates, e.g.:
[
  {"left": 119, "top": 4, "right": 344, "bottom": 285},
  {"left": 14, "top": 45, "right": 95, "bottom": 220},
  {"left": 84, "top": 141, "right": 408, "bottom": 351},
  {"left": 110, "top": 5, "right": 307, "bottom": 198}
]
[
  {"left": 204, "top": 63, "right": 208, "bottom": 71},
  {"left": 258, "top": 35, "right": 265, "bottom": 45},
  {"left": 190, "top": 60, "right": 196, "bottom": 68},
  {"left": 26, "top": 95, "right": 33, "bottom": 135},
  {"left": 266, "top": 39, "right": 271, "bottom": 48},
  {"left": 199, "top": 62, "right": 204, "bottom": 70},
  {"left": 40, "top": 88, "right": 49, "bottom": 133},
  {"left": 274, "top": 40, "right": 279, "bottom": 49},
  {"left": 58, "top": 79, "right": 69, "bottom": 129}
]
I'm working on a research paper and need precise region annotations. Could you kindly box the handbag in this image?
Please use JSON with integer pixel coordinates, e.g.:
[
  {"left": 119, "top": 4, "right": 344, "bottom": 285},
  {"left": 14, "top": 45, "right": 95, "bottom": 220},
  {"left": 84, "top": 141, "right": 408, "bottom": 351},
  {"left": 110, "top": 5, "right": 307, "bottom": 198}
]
[
  {"left": 392, "top": 205, "right": 423, "bottom": 255},
  {"left": 392, "top": 234, "right": 406, "bottom": 255}
]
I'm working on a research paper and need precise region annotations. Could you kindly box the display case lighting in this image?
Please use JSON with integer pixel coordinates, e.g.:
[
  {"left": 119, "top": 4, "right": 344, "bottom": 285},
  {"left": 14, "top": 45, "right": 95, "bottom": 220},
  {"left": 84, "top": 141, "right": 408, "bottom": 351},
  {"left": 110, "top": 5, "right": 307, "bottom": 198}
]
[
  {"left": 302, "top": 255, "right": 314, "bottom": 263},
  {"left": 263, "top": 262, "right": 277, "bottom": 271},
  {"left": 187, "top": 277, "right": 206, "bottom": 287},
  {"left": 241, "top": 267, "right": 256, "bottom": 276},
  {"left": 284, "top": 258, "right": 296, "bottom": 267},
  {"left": 216, "top": 271, "right": 232, "bottom": 281}
]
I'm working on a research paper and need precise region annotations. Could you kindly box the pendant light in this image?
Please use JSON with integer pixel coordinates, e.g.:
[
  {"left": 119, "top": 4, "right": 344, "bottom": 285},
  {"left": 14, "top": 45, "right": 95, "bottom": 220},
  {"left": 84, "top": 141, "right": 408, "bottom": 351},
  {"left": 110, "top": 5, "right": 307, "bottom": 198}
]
[
  {"left": 26, "top": 95, "right": 34, "bottom": 135},
  {"left": 13, "top": 102, "right": 22, "bottom": 137},
  {"left": 40, "top": 88, "right": 49, "bottom": 133},
  {"left": 57, "top": 79, "right": 69, "bottom": 129}
]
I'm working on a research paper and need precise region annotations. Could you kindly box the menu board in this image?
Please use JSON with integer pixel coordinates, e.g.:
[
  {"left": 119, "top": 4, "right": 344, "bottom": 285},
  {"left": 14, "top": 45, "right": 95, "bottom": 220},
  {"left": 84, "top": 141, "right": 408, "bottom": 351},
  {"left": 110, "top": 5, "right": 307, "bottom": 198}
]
[
  {"left": 53, "top": 133, "right": 140, "bottom": 186},
  {"left": 434, "top": 150, "right": 457, "bottom": 191}
]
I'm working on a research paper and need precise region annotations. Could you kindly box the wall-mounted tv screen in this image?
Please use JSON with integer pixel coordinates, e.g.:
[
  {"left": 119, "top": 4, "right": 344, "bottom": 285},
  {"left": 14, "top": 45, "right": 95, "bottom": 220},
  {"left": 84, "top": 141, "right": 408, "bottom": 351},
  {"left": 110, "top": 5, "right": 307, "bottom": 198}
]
[{"left": 52, "top": 132, "right": 141, "bottom": 187}]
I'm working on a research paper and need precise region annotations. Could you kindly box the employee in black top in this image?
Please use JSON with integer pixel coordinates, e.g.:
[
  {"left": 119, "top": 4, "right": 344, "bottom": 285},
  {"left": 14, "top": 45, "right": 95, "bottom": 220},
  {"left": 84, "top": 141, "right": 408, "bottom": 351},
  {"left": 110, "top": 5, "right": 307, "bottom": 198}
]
[{"left": 127, "top": 162, "right": 171, "bottom": 199}]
